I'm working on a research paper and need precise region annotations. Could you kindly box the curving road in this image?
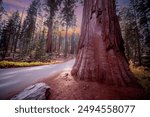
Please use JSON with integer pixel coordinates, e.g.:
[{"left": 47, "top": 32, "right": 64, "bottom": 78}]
[{"left": 0, "top": 59, "right": 75, "bottom": 99}]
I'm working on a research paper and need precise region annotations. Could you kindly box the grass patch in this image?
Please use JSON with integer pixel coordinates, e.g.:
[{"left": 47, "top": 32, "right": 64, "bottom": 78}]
[
  {"left": 0, "top": 60, "right": 62, "bottom": 68},
  {"left": 130, "top": 61, "right": 150, "bottom": 93}
]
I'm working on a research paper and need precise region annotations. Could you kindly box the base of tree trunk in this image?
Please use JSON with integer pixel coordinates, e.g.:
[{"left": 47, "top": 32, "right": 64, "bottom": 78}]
[{"left": 71, "top": 49, "right": 141, "bottom": 88}]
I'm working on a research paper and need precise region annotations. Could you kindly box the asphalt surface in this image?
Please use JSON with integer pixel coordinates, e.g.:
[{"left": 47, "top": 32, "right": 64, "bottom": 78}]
[{"left": 0, "top": 59, "right": 75, "bottom": 99}]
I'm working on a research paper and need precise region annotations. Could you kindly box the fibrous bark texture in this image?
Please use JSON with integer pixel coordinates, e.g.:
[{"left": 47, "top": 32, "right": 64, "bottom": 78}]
[{"left": 71, "top": 0, "right": 139, "bottom": 87}]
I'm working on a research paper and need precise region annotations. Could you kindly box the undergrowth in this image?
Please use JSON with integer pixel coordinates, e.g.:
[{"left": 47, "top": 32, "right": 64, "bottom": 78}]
[
  {"left": 0, "top": 60, "right": 62, "bottom": 68},
  {"left": 130, "top": 61, "right": 150, "bottom": 93}
]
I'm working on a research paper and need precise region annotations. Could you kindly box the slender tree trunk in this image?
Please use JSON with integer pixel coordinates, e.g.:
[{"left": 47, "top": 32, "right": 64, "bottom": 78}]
[
  {"left": 58, "top": 31, "right": 61, "bottom": 56},
  {"left": 71, "top": 32, "right": 75, "bottom": 54},
  {"left": 3, "top": 34, "right": 11, "bottom": 59},
  {"left": 10, "top": 35, "right": 15, "bottom": 53},
  {"left": 53, "top": 35, "right": 56, "bottom": 52},
  {"left": 71, "top": 0, "right": 139, "bottom": 87},
  {"left": 137, "top": 38, "right": 141, "bottom": 66},
  {"left": 125, "top": 39, "right": 130, "bottom": 60},
  {"left": 13, "top": 36, "right": 18, "bottom": 58},
  {"left": 133, "top": 8, "right": 141, "bottom": 66},
  {"left": 46, "top": 20, "right": 53, "bottom": 53},
  {"left": 64, "top": 25, "right": 68, "bottom": 57},
  {"left": 134, "top": 43, "right": 137, "bottom": 64}
]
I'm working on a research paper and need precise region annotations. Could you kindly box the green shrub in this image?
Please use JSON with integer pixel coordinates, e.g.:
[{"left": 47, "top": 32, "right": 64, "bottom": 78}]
[{"left": 130, "top": 61, "right": 150, "bottom": 92}]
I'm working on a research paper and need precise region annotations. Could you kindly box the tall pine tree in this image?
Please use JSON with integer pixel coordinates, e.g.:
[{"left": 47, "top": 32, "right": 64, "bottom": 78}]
[
  {"left": 130, "top": 0, "right": 150, "bottom": 67},
  {"left": 45, "top": 0, "right": 62, "bottom": 53},
  {"left": 20, "top": 0, "right": 40, "bottom": 57},
  {"left": 61, "top": 0, "right": 77, "bottom": 57},
  {"left": 0, "top": 11, "right": 20, "bottom": 59}
]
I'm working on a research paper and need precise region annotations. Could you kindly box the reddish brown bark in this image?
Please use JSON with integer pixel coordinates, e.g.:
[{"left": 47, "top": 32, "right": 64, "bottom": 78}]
[
  {"left": 71, "top": 0, "right": 139, "bottom": 87},
  {"left": 64, "top": 25, "right": 68, "bottom": 57},
  {"left": 46, "top": 20, "right": 53, "bottom": 53}
]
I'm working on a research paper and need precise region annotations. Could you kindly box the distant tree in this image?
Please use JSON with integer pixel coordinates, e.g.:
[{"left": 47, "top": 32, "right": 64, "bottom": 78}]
[
  {"left": 13, "top": 9, "right": 25, "bottom": 58},
  {"left": 0, "top": 25, "right": 9, "bottom": 59},
  {"left": 61, "top": 0, "right": 77, "bottom": 57},
  {"left": 35, "top": 28, "right": 46, "bottom": 60},
  {"left": 10, "top": 11, "right": 21, "bottom": 58},
  {"left": 20, "top": 0, "right": 40, "bottom": 57},
  {"left": 0, "top": 0, "right": 5, "bottom": 47},
  {"left": 0, "top": 11, "right": 20, "bottom": 59},
  {"left": 52, "top": 20, "right": 59, "bottom": 53},
  {"left": 0, "top": 0, "right": 4, "bottom": 20},
  {"left": 70, "top": 15, "right": 77, "bottom": 54},
  {"left": 45, "top": 0, "right": 62, "bottom": 53},
  {"left": 130, "top": 0, "right": 150, "bottom": 67},
  {"left": 118, "top": 6, "right": 142, "bottom": 66}
]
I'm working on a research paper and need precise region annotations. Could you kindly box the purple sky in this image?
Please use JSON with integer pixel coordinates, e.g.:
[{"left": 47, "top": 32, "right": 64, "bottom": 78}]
[{"left": 3, "top": 0, "right": 129, "bottom": 10}]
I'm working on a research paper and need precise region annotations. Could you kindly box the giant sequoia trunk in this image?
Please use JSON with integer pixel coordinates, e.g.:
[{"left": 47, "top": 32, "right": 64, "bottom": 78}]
[{"left": 71, "top": 0, "right": 139, "bottom": 87}]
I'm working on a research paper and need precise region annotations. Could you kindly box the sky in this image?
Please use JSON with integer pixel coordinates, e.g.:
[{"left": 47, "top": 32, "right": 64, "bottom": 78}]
[
  {"left": 3, "top": 0, "right": 31, "bottom": 11},
  {"left": 2, "top": 0, "right": 129, "bottom": 32}
]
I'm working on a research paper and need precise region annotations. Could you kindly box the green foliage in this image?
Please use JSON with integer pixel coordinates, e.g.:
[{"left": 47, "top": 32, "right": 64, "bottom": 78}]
[
  {"left": 0, "top": 0, "right": 4, "bottom": 18},
  {"left": 61, "top": 0, "right": 77, "bottom": 27},
  {"left": 35, "top": 32, "right": 46, "bottom": 60},
  {"left": 131, "top": 0, "right": 150, "bottom": 41},
  {"left": 119, "top": 0, "right": 150, "bottom": 67},
  {"left": 118, "top": 6, "right": 142, "bottom": 65},
  {"left": 60, "top": 0, "right": 77, "bottom": 57},
  {"left": 130, "top": 0, "right": 150, "bottom": 67},
  {"left": 44, "top": 0, "right": 62, "bottom": 28},
  {"left": 46, "top": 0, "right": 62, "bottom": 18},
  {"left": 0, "top": 11, "right": 20, "bottom": 59},
  {"left": 20, "top": 0, "right": 40, "bottom": 57},
  {"left": 44, "top": 0, "right": 63, "bottom": 53}
]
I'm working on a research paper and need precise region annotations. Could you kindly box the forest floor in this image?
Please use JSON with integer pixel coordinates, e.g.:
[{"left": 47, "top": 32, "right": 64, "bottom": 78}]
[{"left": 42, "top": 71, "right": 149, "bottom": 100}]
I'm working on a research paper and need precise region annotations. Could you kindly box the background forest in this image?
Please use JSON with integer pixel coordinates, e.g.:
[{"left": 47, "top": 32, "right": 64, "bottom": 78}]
[{"left": 0, "top": 0, "right": 81, "bottom": 63}]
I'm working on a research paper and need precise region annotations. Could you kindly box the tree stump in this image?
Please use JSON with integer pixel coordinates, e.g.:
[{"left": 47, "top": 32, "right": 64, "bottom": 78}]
[{"left": 11, "top": 83, "right": 50, "bottom": 100}]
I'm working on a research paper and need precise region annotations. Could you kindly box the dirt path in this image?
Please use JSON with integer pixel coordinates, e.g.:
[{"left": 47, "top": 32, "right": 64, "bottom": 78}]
[{"left": 43, "top": 71, "right": 147, "bottom": 100}]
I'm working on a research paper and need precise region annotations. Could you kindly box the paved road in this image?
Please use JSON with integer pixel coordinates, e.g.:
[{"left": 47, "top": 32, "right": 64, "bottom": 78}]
[{"left": 0, "top": 59, "right": 75, "bottom": 99}]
